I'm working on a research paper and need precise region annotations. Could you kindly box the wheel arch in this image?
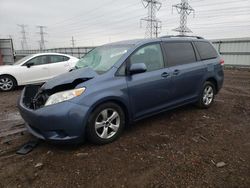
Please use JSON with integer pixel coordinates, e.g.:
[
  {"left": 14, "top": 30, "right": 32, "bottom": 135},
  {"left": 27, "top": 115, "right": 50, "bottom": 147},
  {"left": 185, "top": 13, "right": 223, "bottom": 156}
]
[
  {"left": 206, "top": 77, "right": 218, "bottom": 94},
  {"left": 0, "top": 74, "right": 18, "bottom": 86},
  {"left": 87, "top": 97, "right": 132, "bottom": 126}
]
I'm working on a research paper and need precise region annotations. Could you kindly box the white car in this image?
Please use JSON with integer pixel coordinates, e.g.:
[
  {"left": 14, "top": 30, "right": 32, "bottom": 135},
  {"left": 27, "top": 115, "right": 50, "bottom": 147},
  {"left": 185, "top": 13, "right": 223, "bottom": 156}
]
[{"left": 0, "top": 53, "right": 79, "bottom": 91}]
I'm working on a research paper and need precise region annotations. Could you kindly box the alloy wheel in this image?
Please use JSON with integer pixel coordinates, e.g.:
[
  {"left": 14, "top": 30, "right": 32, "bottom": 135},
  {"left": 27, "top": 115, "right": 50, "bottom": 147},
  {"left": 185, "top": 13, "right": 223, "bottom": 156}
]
[
  {"left": 95, "top": 108, "right": 120, "bottom": 139},
  {"left": 203, "top": 85, "right": 214, "bottom": 106},
  {"left": 0, "top": 77, "right": 14, "bottom": 91}
]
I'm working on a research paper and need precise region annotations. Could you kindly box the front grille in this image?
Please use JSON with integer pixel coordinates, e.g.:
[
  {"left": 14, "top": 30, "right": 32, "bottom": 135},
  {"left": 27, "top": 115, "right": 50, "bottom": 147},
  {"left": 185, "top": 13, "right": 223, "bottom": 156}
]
[
  {"left": 32, "top": 92, "right": 48, "bottom": 109},
  {"left": 23, "top": 85, "right": 48, "bottom": 109}
]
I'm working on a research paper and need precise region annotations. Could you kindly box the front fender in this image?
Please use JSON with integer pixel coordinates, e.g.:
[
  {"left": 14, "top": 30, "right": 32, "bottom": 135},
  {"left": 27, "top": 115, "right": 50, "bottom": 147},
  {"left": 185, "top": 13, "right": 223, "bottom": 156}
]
[{"left": 72, "top": 90, "right": 132, "bottom": 124}]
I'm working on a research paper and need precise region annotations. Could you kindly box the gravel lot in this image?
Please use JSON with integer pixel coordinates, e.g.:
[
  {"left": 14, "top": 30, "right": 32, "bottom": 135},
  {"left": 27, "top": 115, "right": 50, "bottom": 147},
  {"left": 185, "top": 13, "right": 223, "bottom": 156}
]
[{"left": 0, "top": 69, "right": 249, "bottom": 188}]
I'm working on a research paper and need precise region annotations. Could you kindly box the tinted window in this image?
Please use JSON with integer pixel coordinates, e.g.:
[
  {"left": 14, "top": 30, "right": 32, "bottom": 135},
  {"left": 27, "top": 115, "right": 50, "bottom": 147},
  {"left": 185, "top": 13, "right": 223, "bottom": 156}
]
[
  {"left": 49, "top": 55, "right": 69, "bottom": 63},
  {"left": 26, "top": 56, "right": 47, "bottom": 66},
  {"left": 163, "top": 42, "right": 196, "bottom": 67},
  {"left": 194, "top": 41, "right": 218, "bottom": 60},
  {"left": 130, "top": 43, "right": 164, "bottom": 72}
]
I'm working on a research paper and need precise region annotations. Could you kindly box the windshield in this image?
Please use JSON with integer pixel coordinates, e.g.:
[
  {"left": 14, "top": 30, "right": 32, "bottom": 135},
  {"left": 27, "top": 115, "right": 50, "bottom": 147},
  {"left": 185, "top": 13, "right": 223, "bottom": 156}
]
[
  {"left": 13, "top": 54, "right": 35, "bottom": 65},
  {"left": 75, "top": 45, "right": 131, "bottom": 74}
]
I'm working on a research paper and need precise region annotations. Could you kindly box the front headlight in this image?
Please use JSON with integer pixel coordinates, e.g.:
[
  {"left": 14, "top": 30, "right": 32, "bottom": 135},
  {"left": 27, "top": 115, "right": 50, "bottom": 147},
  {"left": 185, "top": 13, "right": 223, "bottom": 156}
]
[{"left": 45, "top": 87, "right": 85, "bottom": 106}]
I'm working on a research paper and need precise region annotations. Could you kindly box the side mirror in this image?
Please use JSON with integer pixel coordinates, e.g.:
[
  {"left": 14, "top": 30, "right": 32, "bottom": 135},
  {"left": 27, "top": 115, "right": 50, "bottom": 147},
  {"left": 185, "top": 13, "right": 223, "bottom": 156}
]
[
  {"left": 129, "top": 63, "right": 147, "bottom": 75},
  {"left": 26, "top": 62, "right": 34, "bottom": 68}
]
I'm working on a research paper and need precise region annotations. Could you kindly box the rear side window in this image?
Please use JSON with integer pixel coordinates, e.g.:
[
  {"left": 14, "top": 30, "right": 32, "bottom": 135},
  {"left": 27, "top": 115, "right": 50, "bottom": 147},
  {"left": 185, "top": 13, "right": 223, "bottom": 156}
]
[
  {"left": 49, "top": 55, "right": 69, "bottom": 63},
  {"left": 163, "top": 42, "right": 196, "bottom": 67},
  {"left": 194, "top": 41, "right": 218, "bottom": 60}
]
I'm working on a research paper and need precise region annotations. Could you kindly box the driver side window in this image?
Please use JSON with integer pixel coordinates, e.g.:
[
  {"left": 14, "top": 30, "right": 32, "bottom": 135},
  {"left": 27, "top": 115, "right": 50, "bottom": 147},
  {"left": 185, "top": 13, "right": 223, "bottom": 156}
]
[
  {"left": 25, "top": 55, "right": 48, "bottom": 66},
  {"left": 130, "top": 43, "right": 164, "bottom": 72}
]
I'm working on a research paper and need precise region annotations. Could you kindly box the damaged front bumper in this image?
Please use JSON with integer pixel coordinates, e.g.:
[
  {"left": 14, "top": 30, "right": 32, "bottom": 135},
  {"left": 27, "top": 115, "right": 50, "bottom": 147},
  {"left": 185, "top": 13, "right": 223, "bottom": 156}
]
[{"left": 18, "top": 86, "right": 90, "bottom": 143}]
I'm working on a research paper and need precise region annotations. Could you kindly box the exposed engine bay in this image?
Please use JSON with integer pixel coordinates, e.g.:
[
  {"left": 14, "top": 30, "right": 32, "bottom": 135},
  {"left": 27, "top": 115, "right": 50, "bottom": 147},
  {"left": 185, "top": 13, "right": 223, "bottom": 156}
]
[
  {"left": 22, "top": 68, "right": 97, "bottom": 109},
  {"left": 23, "top": 79, "right": 87, "bottom": 109}
]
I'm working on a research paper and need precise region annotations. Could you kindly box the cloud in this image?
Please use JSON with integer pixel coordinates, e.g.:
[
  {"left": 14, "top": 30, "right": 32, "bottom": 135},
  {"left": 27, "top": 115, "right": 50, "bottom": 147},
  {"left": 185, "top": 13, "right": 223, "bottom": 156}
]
[{"left": 0, "top": 0, "right": 249, "bottom": 49}]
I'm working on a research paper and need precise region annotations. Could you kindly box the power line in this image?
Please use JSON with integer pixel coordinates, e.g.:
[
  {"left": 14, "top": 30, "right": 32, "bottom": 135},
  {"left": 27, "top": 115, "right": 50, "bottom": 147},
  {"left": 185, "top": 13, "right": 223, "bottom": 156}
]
[
  {"left": 49, "top": 0, "right": 117, "bottom": 27},
  {"left": 49, "top": 11, "right": 146, "bottom": 35},
  {"left": 190, "top": 0, "right": 248, "bottom": 7},
  {"left": 49, "top": 9, "right": 249, "bottom": 45},
  {"left": 12, "top": 0, "right": 249, "bottom": 48},
  {"left": 17, "top": 24, "right": 28, "bottom": 50},
  {"left": 160, "top": 0, "right": 248, "bottom": 10},
  {"left": 141, "top": 0, "right": 162, "bottom": 38},
  {"left": 172, "top": 0, "right": 195, "bottom": 35},
  {"left": 49, "top": 2, "right": 143, "bottom": 31},
  {"left": 75, "top": 7, "right": 249, "bottom": 34},
  {"left": 37, "top": 26, "right": 47, "bottom": 50},
  {"left": 49, "top": 14, "right": 147, "bottom": 38}
]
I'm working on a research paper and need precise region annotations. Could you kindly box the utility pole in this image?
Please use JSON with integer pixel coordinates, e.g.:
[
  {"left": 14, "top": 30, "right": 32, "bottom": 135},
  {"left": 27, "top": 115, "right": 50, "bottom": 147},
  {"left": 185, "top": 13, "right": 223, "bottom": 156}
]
[
  {"left": 71, "top": 36, "right": 75, "bottom": 47},
  {"left": 141, "top": 0, "right": 162, "bottom": 38},
  {"left": 37, "top": 25, "right": 47, "bottom": 50},
  {"left": 172, "top": 0, "right": 195, "bottom": 35},
  {"left": 17, "top": 24, "right": 28, "bottom": 50}
]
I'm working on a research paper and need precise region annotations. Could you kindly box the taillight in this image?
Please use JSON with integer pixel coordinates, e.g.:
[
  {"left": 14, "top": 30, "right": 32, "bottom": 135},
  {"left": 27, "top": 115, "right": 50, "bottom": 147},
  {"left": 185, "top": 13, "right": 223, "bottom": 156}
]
[{"left": 220, "top": 59, "right": 224, "bottom": 66}]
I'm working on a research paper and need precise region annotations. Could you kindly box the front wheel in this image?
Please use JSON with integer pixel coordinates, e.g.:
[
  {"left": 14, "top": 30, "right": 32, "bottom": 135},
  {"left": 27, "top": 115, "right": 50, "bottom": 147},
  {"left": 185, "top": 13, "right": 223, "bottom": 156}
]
[
  {"left": 196, "top": 81, "right": 215, "bottom": 109},
  {"left": 0, "top": 75, "right": 16, "bottom": 91},
  {"left": 86, "top": 102, "right": 125, "bottom": 145}
]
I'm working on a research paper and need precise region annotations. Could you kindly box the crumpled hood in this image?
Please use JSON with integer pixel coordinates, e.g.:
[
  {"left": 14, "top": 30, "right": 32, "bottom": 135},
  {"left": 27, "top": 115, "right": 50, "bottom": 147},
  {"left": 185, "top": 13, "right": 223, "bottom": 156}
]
[{"left": 41, "top": 67, "right": 98, "bottom": 90}]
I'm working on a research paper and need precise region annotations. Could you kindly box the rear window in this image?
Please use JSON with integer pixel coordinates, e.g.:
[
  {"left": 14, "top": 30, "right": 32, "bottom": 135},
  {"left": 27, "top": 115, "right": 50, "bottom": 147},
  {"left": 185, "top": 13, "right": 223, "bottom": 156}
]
[
  {"left": 194, "top": 41, "right": 218, "bottom": 60},
  {"left": 49, "top": 55, "right": 69, "bottom": 63},
  {"left": 163, "top": 42, "right": 196, "bottom": 66}
]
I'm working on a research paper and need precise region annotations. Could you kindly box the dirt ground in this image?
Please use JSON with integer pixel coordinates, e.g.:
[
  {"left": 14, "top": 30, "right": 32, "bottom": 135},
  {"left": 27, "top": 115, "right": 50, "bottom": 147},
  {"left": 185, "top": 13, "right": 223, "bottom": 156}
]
[{"left": 0, "top": 69, "right": 249, "bottom": 188}]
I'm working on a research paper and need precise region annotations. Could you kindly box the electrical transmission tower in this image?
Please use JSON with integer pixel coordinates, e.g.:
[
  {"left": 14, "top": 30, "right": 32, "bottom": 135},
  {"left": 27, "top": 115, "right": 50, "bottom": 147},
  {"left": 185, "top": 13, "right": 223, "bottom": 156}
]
[
  {"left": 141, "top": 0, "right": 162, "bottom": 38},
  {"left": 172, "top": 0, "right": 195, "bottom": 35},
  {"left": 17, "top": 24, "right": 28, "bottom": 50},
  {"left": 154, "top": 21, "right": 162, "bottom": 38},
  {"left": 71, "top": 36, "right": 75, "bottom": 48},
  {"left": 37, "top": 26, "right": 47, "bottom": 50}
]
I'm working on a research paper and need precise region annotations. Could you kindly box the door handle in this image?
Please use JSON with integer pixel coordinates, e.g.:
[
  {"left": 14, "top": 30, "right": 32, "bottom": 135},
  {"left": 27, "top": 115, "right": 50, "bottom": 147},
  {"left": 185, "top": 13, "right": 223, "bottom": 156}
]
[
  {"left": 161, "top": 72, "right": 169, "bottom": 78},
  {"left": 173, "top": 69, "right": 180, "bottom": 76}
]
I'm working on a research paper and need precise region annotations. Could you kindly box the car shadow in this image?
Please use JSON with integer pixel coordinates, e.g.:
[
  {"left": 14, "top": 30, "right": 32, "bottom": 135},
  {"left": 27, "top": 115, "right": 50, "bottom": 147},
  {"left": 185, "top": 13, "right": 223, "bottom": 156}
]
[{"left": 29, "top": 103, "right": 201, "bottom": 153}]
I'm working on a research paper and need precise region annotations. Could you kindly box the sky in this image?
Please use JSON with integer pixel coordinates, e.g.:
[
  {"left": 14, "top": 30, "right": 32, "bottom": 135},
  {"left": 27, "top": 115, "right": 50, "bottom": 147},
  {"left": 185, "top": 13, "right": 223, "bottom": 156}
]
[{"left": 0, "top": 0, "right": 250, "bottom": 50}]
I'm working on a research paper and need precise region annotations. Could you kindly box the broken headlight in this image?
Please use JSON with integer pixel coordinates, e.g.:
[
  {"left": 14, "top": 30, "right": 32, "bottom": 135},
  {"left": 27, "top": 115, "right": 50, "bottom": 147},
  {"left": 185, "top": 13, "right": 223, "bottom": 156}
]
[{"left": 45, "top": 87, "right": 85, "bottom": 106}]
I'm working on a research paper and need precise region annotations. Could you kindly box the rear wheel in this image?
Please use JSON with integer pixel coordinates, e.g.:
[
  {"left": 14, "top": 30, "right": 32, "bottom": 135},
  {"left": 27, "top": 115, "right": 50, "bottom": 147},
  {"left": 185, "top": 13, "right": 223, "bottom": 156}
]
[
  {"left": 197, "top": 81, "right": 215, "bottom": 109},
  {"left": 86, "top": 102, "right": 125, "bottom": 145},
  {"left": 0, "top": 75, "right": 16, "bottom": 91}
]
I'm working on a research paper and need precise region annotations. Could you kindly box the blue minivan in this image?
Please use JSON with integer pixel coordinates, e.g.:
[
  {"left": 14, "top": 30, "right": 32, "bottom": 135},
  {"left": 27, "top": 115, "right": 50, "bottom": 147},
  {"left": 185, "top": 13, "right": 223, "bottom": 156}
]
[{"left": 18, "top": 36, "right": 224, "bottom": 144}]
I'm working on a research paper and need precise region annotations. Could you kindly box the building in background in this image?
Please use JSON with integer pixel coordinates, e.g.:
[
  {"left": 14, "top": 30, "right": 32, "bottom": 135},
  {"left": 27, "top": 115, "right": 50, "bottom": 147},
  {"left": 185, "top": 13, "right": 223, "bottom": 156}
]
[
  {"left": 212, "top": 37, "right": 250, "bottom": 67},
  {"left": 0, "top": 39, "right": 15, "bottom": 65}
]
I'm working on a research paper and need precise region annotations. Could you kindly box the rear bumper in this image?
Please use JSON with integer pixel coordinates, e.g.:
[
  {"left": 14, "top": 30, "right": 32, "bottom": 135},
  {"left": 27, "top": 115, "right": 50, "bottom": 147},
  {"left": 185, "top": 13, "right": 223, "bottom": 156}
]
[
  {"left": 216, "top": 68, "right": 224, "bottom": 93},
  {"left": 18, "top": 88, "right": 90, "bottom": 143}
]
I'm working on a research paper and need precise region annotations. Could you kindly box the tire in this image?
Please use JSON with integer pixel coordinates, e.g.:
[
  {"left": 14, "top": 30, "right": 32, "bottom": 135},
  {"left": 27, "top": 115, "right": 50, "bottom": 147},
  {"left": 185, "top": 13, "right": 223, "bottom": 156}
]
[
  {"left": 86, "top": 102, "right": 125, "bottom": 145},
  {"left": 196, "top": 81, "right": 215, "bottom": 109},
  {"left": 0, "top": 75, "right": 16, "bottom": 92}
]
